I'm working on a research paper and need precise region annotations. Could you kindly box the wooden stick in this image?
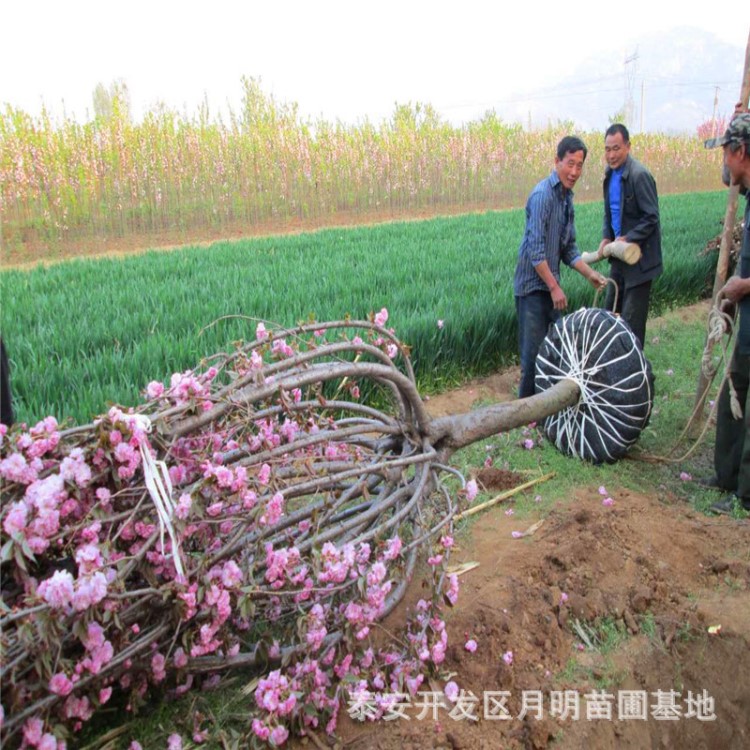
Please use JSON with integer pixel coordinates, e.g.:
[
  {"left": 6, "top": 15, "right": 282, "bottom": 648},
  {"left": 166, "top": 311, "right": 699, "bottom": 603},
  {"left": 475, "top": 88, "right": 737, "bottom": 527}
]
[
  {"left": 455, "top": 472, "right": 555, "bottom": 520},
  {"left": 690, "top": 27, "right": 750, "bottom": 433}
]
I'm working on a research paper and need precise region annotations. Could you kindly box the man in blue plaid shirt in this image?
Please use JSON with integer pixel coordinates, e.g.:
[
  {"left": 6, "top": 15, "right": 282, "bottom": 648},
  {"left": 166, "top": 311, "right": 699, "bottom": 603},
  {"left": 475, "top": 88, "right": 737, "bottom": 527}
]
[{"left": 513, "top": 135, "right": 606, "bottom": 398}]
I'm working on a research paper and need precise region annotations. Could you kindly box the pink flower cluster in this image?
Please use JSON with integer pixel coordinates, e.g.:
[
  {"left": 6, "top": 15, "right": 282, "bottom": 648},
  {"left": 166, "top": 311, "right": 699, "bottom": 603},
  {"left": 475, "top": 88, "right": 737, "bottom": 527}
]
[
  {"left": 1, "top": 318, "right": 467, "bottom": 749},
  {"left": 37, "top": 568, "right": 109, "bottom": 612},
  {"left": 21, "top": 717, "right": 65, "bottom": 750},
  {"left": 145, "top": 367, "right": 217, "bottom": 411}
]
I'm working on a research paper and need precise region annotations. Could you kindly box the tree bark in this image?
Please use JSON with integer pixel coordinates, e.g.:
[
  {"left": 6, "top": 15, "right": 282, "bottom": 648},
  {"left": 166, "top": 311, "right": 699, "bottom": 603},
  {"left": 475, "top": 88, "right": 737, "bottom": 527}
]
[{"left": 428, "top": 378, "right": 580, "bottom": 459}]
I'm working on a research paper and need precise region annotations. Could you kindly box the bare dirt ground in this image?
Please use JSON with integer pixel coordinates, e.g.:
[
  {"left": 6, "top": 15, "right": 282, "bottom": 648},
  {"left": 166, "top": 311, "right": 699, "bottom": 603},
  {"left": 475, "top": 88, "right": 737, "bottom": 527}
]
[
  {"left": 320, "top": 302, "right": 750, "bottom": 750},
  {"left": 331, "top": 489, "right": 749, "bottom": 750}
]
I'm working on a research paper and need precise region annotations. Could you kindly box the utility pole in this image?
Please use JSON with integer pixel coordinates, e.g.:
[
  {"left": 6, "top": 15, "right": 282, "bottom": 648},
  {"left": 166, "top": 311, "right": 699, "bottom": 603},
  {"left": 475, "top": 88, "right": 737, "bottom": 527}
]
[
  {"left": 711, "top": 85, "right": 720, "bottom": 136},
  {"left": 623, "top": 51, "right": 639, "bottom": 127},
  {"left": 640, "top": 80, "right": 645, "bottom": 132}
]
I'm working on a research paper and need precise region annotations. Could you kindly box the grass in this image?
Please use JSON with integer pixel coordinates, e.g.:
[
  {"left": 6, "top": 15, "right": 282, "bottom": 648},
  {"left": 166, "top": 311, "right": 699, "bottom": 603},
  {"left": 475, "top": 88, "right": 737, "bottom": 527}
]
[{"left": 0, "top": 190, "right": 734, "bottom": 426}]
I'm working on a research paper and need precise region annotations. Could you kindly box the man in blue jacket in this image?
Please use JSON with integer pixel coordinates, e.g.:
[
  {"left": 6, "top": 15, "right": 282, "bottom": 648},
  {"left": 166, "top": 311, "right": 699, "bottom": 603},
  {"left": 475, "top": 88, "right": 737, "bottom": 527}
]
[
  {"left": 598, "top": 124, "right": 662, "bottom": 348},
  {"left": 704, "top": 112, "right": 750, "bottom": 515},
  {"left": 513, "top": 135, "right": 606, "bottom": 399}
]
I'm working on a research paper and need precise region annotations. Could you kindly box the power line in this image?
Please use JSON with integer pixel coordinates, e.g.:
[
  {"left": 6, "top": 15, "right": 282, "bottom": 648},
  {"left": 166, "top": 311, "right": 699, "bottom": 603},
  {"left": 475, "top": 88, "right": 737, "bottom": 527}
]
[{"left": 438, "top": 77, "right": 738, "bottom": 113}]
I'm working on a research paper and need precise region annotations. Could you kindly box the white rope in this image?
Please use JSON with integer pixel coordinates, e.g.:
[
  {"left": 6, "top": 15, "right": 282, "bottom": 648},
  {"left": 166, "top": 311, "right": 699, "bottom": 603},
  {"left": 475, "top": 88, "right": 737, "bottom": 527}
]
[
  {"left": 536, "top": 309, "right": 652, "bottom": 462},
  {"left": 131, "top": 415, "right": 185, "bottom": 578},
  {"left": 702, "top": 299, "right": 742, "bottom": 420}
]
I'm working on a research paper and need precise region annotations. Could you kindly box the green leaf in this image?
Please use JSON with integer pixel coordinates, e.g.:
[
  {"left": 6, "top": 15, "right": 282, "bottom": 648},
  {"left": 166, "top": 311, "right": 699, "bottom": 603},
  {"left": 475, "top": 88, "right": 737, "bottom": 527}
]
[{"left": 1, "top": 538, "right": 14, "bottom": 563}]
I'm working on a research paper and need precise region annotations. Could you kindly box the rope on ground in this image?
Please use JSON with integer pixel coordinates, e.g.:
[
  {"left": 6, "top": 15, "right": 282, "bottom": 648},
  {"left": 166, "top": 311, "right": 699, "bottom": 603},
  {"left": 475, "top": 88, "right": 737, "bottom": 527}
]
[{"left": 630, "top": 297, "right": 739, "bottom": 465}]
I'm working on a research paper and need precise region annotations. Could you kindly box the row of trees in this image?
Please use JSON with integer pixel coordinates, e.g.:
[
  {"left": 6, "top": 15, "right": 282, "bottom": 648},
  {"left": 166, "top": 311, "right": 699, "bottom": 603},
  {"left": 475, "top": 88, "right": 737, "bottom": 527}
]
[{"left": 1, "top": 78, "right": 724, "bottom": 255}]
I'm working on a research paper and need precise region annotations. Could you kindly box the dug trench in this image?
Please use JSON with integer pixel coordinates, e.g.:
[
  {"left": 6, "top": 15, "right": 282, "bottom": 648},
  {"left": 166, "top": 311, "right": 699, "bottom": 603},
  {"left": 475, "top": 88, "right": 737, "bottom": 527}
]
[{"left": 329, "top": 480, "right": 749, "bottom": 750}]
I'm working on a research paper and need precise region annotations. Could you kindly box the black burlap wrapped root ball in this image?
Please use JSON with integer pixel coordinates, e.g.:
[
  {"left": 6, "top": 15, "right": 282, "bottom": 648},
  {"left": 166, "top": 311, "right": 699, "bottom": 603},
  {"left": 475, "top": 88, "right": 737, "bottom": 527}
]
[{"left": 535, "top": 308, "right": 654, "bottom": 463}]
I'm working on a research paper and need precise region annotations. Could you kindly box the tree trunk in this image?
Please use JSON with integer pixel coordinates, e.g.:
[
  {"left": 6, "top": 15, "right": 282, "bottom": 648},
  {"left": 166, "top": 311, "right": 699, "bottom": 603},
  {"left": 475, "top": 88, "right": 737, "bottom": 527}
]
[{"left": 428, "top": 378, "right": 580, "bottom": 460}]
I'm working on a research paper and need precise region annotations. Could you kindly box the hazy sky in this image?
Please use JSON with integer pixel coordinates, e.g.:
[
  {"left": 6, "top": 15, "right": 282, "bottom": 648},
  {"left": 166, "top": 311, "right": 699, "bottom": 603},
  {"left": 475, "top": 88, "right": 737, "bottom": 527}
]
[{"left": 2, "top": 2, "right": 747, "bottom": 127}]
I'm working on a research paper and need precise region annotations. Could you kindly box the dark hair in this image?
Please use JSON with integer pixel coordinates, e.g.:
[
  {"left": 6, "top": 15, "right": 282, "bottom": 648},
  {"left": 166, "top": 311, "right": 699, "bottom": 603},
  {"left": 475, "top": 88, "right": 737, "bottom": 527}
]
[
  {"left": 605, "top": 123, "right": 630, "bottom": 143},
  {"left": 556, "top": 135, "right": 588, "bottom": 161}
]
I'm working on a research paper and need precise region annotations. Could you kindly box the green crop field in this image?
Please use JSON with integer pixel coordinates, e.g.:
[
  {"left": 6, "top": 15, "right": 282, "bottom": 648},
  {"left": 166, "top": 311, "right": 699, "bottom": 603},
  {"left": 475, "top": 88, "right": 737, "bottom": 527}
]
[{"left": 0, "top": 190, "right": 732, "bottom": 426}]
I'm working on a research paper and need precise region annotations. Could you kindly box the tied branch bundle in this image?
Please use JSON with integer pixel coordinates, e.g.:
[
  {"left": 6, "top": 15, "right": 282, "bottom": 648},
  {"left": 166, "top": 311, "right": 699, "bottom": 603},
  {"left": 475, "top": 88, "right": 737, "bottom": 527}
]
[
  {"left": 0, "top": 315, "right": 478, "bottom": 748},
  {"left": 0, "top": 311, "right": 580, "bottom": 747}
]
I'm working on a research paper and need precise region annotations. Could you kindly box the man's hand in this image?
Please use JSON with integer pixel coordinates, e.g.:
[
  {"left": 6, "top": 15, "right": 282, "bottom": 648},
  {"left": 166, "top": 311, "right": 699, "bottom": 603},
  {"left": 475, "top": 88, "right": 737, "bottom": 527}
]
[
  {"left": 719, "top": 297, "right": 737, "bottom": 333},
  {"left": 720, "top": 274, "right": 750, "bottom": 305},
  {"left": 588, "top": 270, "right": 607, "bottom": 291},
  {"left": 550, "top": 284, "right": 567, "bottom": 311}
]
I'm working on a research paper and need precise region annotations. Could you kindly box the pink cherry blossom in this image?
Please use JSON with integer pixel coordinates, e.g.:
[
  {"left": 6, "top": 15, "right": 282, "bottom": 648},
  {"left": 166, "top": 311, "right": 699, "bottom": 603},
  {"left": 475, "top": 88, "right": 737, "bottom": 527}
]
[
  {"left": 0, "top": 452, "right": 38, "bottom": 484},
  {"left": 252, "top": 720, "right": 270, "bottom": 740},
  {"left": 173, "top": 647, "right": 188, "bottom": 669},
  {"left": 259, "top": 492, "right": 284, "bottom": 526},
  {"left": 3, "top": 500, "right": 29, "bottom": 536},
  {"left": 23, "top": 717, "right": 44, "bottom": 745},
  {"left": 49, "top": 672, "right": 74, "bottom": 696},
  {"left": 151, "top": 653, "right": 167, "bottom": 683},
  {"left": 38, "top": 569, "right": 75, "bottom": 610},
  {"left": 382, "top": 536, "right": 402, "bottom": 561},
  {"left": 258, "top": 463, "right": 271, "bottom": 485},
  {"left": 146, "top": 381, "right": 165, "bottom": 399},
  {"left": 464, "top": 639, "right": 477, "bottom": 653},
  {"left": 502, "top": 650, "right": 514, "bottom": 666},
  {"left": 63, "top": 694, "right": 93, "bottom": 720},
  {"left": 75, "top": 543, "right": 104, "bottom": 575},
  {"left": 465, "top": 479, "right": 478, "bottom": 502},
  {"left": 175, "top": 493, "right": 192, "bottom": 519},
  {"left": 270, "top": 725, "right": 289, "bottom": 745},
  {"left": 72, "top": 571, "right": 108, "bottom": 611},
  {"left": 221, "top": 560, "right": 243, "bottom": 588},
  {"left": 374, "top": 307, "right": 389, "bottom": 327},
  {"left": 445, "top": 573, "right": 460, "bottom": 605},
  {"left": 444, "top": 681, "right": 459, "bottom": 702}
]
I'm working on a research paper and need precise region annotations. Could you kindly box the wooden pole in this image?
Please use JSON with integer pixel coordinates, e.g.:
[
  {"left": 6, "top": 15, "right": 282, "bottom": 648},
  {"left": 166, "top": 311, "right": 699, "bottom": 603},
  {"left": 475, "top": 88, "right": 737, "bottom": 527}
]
[
  {"left": 455, "top": 472, "right": 555, "bottom": 520},
  {"left": 689, "top": 28, "right": 750, "bottom": 433}
]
